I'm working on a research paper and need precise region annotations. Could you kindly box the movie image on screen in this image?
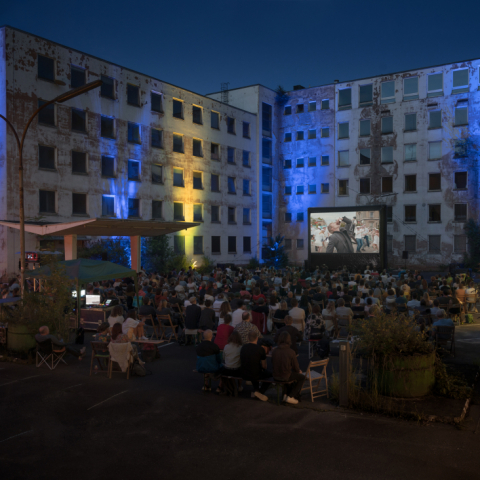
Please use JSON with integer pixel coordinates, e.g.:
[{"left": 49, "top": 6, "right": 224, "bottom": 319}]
[{"left": 310, "top": 210, "right": 380, "bottom": 254}]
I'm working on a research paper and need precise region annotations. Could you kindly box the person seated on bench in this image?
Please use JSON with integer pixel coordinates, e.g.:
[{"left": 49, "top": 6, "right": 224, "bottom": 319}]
[
  {"left": 217, "top": 330, "right": 243, "bottom": 394},
  {"left": 199, "top": 299, "right": 216, "bottom": 331},
  {"left": 35, "top": 326, "right": 86, "bottom": 360},
  {"left": 196, "top": 330, "right": 223, "bottom": 390},
  {"left": 273, "top": 301, "right": 289, "bottom": 329},
  {"left": 185, "top": 297, "right": 202, "bottom": 332},
  {"left": 274, "top": 316, "right": 302, "bottom": 355},
  {"left": 214, "top": 314, "right": 234, "bottom": 350},
  {"left": 122, "top": 309, "right": 148, "bottom": 340},
  {"left": 429, "top": 310, "right": 454, "bottom": 339},
  {"left": 240, "top": 329, "right": 272, "bottom": 402},
  {"left": 234, "top": 311, "right": 262, "bottom": 345},
  {"left": 272, "top": 331, "right": 305, "bottom": 405}
]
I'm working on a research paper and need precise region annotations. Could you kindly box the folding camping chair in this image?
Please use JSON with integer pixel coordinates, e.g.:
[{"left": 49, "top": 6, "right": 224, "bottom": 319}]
[{"left": 36, "top": 339, "right": 67, "bottom": 370}]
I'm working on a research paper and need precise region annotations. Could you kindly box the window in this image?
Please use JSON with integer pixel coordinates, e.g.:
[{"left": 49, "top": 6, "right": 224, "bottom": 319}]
[
  {"left": 38, "top": 100, "right": 55, "bottom": 126},
  {"left": 453, "top": 69, "right": 469, "bottom": 94},
  {"left": 242, "top": 150, "right": 250, "bottom": 167},
  {"left": 243, "top": 122, "right": 250, "bottom": 138},
  {"left": 101, "top": 156, "right": 115, "bottom": 177},
  {"left": 321, "top": 127, "right": 329, "bottom": 138},
  {"left": 211, "top": 174, "right": 220, "bottom": 192},
  {"left": 429, "top": 235, "right": 441, "bottom": 253},
  {"left": 173, "top": 134, "right": 184, "bottom": 153},
  {"left": 429, "top": 110, "right": 442, "bottom": 129},
  {"left": 194, "top": 236, "right": 203, "bottom": 255},
  {"left": 405, "top": 235, "right": 416, "bottom": 252},
  {"left": 454, "top": 204, "right": 467, "bottom": 222},
  {"left": 338, "top": 151, "right": 349, "bottom": 167},
  {"left": 285, "top": 239, "right": 292, "bottom": 250},
  {"left": 151, "top": 128, "right": 163, "bottom": 148},
  {"left": 284, "top": 159, "right": 292, "bottom": 169},
  {"left": 360, "top": 178, "right": 371, "bottom": 194},
  {"left": 38, "top": 55, "right": 54, "bottom": 81},
  {"left": 429, "top": 204, "right": 441, "bottom": 222},
  {"left": 455, "top": 106, "right": 468, "bottom": 126},
  {"left": 152, "top": 164, "right": 163, "bottom": 184},
  {"left": 173, "top": 99, "right": 183, "bottom": 119},
  {"left": 338, "top": 180, "right": 348, "bottom": 196},
  {"left": 403, "top": 77, "right": 418, "bottom": 101},
  {"left": 296, "top": 131, "right": 304, "bottom": 141},
  {"left": 227, "top": 147, "right": 235, "bottom": 164},
  {"left": 101, "top": 116, "right": 115, "bottom": 138},
  {"left": 404, "top": 113, "right": 416, "bottom": 132},
  {"left": 381, "top": 116, "right": 393, "bottom": 134},
  {"left": 307, "top": 184, "right": 315, "bottom": 194},
  {"left": 320, "top": 183, "right": 329, "bottom": 194},
  {"left": 359, "top": 119, "right": 371, "bottom": 136},
  {"left": 296, "top": 157, "right": 304, "bottom": 168},
  {"left": 405, "top": 143, "right": 417, "bottom": 162},
  {"left": 381, "top": 146, "right": 393, "bottom": 164},
  {"left": 228, "top": 177, "right": 236, "bottom": 194},
  {"left": 321, "top": 99, "right": 329, "bottom": 110},
  {"left": 454, "top": 139, "right": 467, "bottom": 158},
  {"left": 227, "top": 116, "right": 235, "bottom": 134},
  {"left": 210, "top": 142, "right": 220, "bottom": 161},
  {"left": 386, "top": 206, "right": 393, "bottom": 222},
  {"left": 243, "top": 179, "right": 250, "bottom": 196},
  {"left": 173, "top": 202, "right": 184, "bottom": 221},
  {"left": 454, "top": 172, "right": 467, "bottom": 189},
  {"left": 382, "top": 176, "right": 393, "bottom": 193},
  {"left": 151, "top": 92, "right": 163, "bottom": 113},
  {"left": 338, "top": 88, "right": 351, "bottom": 109},
  {"left": 174, "top": 236, "right": 185, "bottom": 255},
  {"left": 309, "top": 101, "right": 316, "bottom": 111},
  {"left": 262, "top": 167, "right": 272, "bottom": 192},
  {"left": 359, "top": 84, "right": 373, "bottom": 106},
  {"left": 321, "top": 155, "right": 329, "bottom": 166},
  {"left": 193, "top": 171, "right": 203, "bottom": 189},
  {"left": 429, "top": 141, "right": 442, "bottom": 160},
  {"left": 454, "top": 235, "right": 467, "bottom": 253},
  {"left": 211, "top": 236, "right": 221, "bottom": 254},
  {"left": 128, "top": 160, "right": 140, "bottom": 181},
  {"left": 72, "top": 151, "right": 87, "bottom": 174},
  {"left": 297, "top": 212, "right": 304, "bottom": 222},
  {"left": 243, "top": 208, "right": 251, "bottom": 224},
  {"left": 102, "top": 196, "right": 115, "bottom": 216},
  {"left": 39, "top": 145, "right": 55, "bottom": 170},
  {"left": 193, "top": 139, "right": 203, "bottom": 157},
  {"left": 296, "top": 239, "right": 304, "bottom": 250},
  {"left": 72, "top": 193, "right": 87, "bottom": 215},
  {"left": 308, "top": 129, "right": 316, "bottom": 139},
  {"left": 192, "top": 105, "right": 202, "bottom": 124},
  {"left": 211, "top": 206, "right": 220, "bottom": 223},
  {"left": 338, "top": 122, "right": 349, "bottom": 139},
  {"left": 405, "top": 206, "right": 416, "bottom": 223},
  {"left": 262, "top": 103, "right": 272, "bottom": 136},
  {"left": 152, "top": 200, "right": 162, "bottom": 219},
  {"left": 262, "top": 195, "right": 272, "bottom": 219},
  {"left": 70, "top": 65, "right": 85, "bottom": 88},
  {"left": 387, "top": 235, "right": 393, "bottom": 253},
  {"left": 127, "top": 84, "right": 140, "bottom": 106},
  {"left": 243, "top": 237, "right": 251, "bottom": 253},
  {"left": 284, "top": 106, "right": 291, "bottom": 115},
  {"left": 228, "top": 236, "right": 237, "bottom": 253},
  {"left": 296, "top": 185, "right": 304, "bottom": 195},
  {"left": 128, "top": 123, "right": 141, "bottom": 144},
  {"left": 193, "top": 204, "right": 203, "bottom": 222},
  {"left": 39, "top": 190, "right": 55, "bottom": 213},
  {"left": 359, "top": 148, "right": 371, "bottom": 165},
  {"left": 285, "top": 186, "right": 292, "bottom": 195},
  {"left": 381, "top": 81, "right": 395, "bottom": 104},
  {"left": 405, "top": 175, "right": 416, "bottom": 192},
  {"left": 262, "top": 139, "right": 272, "bottom": 164},
  {"left": 429, "top": 173, "right": 441, "bottom": 191},
  {"left": 101, "top": 75, "right": 115, "bottom": 99},
  {"left": 296, "top": 104, "right": 304, "bottom": 114},
  {"left": 173, "top": 168, "right": 184, "bottom": 187},
  {"left": 285, "top": 212, "right": 292, "bottom": 222},
  {"left": 308, "top": 157, "right": 316, "bottom": 167},
  {"left": 211, "top": 111, "right": 220, "bottom": 129},
  {"left": 128, "top": 198, "right": 140, "bottom": 218},
  {"left": 427, "top": 73, "right": 443, "bottom": 97},
  {"left": 228, "top": 207, "right": 236, "bottom": 224}
]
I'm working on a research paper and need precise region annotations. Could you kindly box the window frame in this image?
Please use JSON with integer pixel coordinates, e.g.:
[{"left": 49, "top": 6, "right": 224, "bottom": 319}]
[{"left": 172, "top": 98, "right": 184, "bottom": 119}]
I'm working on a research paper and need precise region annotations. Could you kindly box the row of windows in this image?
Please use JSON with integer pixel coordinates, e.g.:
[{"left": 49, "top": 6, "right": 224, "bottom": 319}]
[
  {"left": 387, "top": 235, "right": 467, "bottom": 254},
  {"left": 173, "top": 236, "right": 252, "bottom": 255},
  {"left": 284, "top": 100, "right": 330, "bottom": 115},
  {"left": 338, "top": 68, "right": 475, "bottom": 110},
  {"left": 37, "top": 55, "right": 251, "bottom": 137}
]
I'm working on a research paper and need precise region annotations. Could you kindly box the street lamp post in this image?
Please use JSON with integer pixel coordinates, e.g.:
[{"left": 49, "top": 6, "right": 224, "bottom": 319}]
[{"left": 0, "top": 80, "right": 102, "bottom": 296}]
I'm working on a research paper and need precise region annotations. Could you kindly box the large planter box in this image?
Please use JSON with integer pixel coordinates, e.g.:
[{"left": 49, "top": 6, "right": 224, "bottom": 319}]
[{"left": 7, "top": 324, "right": 36, "bottom": 353}]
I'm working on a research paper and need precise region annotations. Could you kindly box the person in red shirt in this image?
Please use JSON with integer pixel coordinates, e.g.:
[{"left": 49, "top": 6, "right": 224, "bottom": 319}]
[{"left": 214, "top": 314, "right": 234, "bottom": 350}]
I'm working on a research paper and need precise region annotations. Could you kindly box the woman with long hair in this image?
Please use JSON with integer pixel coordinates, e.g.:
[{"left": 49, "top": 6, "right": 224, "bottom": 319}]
[{"left": 218, "top": 301, "right": 232, "bottom": 326}]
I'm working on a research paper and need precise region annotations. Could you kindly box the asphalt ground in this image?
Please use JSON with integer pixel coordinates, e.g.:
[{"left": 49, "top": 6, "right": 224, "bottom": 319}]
[{"left": 1, "top": 332, "right": 480, "bottom": 480}]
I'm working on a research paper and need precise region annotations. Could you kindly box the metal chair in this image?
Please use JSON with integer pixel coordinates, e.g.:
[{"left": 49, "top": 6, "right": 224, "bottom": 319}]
[{"left": 36, "top": 339, "right": 67, "bottom": 370}]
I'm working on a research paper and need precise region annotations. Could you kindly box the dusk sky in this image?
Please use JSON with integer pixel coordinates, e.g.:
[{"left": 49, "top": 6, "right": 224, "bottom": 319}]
[{"left": 2, "top": 0, "right": 480, "bottom": 95}]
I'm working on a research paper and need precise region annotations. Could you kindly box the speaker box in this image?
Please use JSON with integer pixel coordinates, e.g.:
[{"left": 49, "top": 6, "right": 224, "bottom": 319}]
[{"left": 402, "top": 251, "right": 408, "bottom": 260}]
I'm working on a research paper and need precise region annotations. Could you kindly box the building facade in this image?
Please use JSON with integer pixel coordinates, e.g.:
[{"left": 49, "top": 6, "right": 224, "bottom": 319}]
[{"left": 0, "top": 25, "right": 479, "bottom": 275}]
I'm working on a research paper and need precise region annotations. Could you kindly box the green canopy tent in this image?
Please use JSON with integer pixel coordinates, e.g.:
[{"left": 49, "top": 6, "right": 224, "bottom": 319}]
[{"left": 26, "top": 258, "right": 139, "bottom": 327}]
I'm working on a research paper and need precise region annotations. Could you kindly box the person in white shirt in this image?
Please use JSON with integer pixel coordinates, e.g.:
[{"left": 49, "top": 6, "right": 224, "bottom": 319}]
[
  {"left": 213, "top": 294, "right": 225, "bottom": 319},
  {"left": 288, "top": 298, "right": 306, "bottom": 332},
  {"left": 407, "top": 292, "right": 422, "bottom": 316},
  {"left": 231, "top": 300, "right": 247, "bottom": 328},
  {"left": 121, "top": 310, "right": 147, "bottom": 340}
]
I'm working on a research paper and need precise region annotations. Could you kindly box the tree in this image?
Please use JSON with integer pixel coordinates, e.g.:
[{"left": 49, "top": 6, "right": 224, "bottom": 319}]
[
  {"left": 275, "top": 85, "right": 290, "bottom": 106},
  {"left": 141, "top": 235, "right": 173, "bottom": 273},
  {"left": 464, "top": 219, "right": 480, "bottom": 269},
  {"left": 78, "top": 238, "right": 130, "bottom": 267},
  {"left": 263, "top": 235, "right": 289, "bottom": 268}
]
